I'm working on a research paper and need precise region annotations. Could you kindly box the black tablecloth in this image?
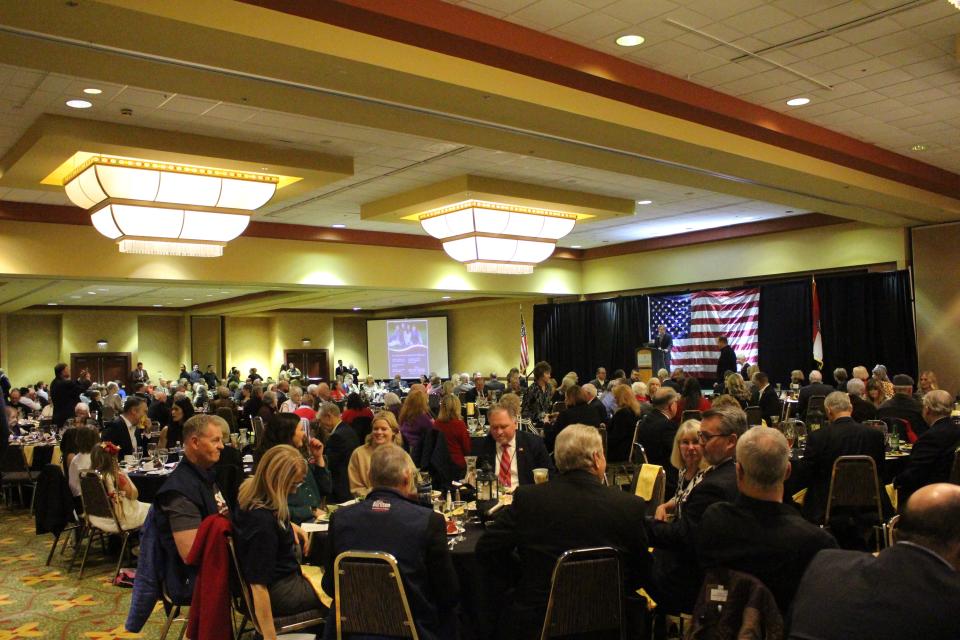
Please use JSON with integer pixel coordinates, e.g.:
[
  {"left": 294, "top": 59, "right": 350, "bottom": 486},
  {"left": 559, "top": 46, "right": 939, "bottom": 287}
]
[{"left": 128, "top": 472, "right": 169, "bottom": 503}]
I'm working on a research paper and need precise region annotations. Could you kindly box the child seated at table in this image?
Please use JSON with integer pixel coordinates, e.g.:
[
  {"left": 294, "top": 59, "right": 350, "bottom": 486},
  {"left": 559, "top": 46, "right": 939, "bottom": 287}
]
[{"left": 88, "top": 443, "right": 150, "bottom": 531}]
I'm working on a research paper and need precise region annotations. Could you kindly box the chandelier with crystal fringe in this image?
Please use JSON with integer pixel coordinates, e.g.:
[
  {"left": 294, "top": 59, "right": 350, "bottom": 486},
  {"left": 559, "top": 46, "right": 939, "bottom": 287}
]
[
  {"left": 63, "top": 155, "right": 278, "bottom": 257},
  {"left": 418, "top": 200, "right": 576, "bottom": 275}
]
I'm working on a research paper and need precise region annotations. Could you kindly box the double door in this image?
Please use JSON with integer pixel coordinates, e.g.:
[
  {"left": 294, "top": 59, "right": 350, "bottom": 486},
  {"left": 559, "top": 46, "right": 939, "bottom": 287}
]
[
  {"left": 71, "top": 352, "right": 132, "bottom": 388},
  {"left": 284, "top": 349, "right": 329, "bottom": 383}
]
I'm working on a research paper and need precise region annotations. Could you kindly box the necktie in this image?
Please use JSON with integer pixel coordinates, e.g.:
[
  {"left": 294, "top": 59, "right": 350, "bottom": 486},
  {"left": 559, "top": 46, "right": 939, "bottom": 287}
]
[{"left": 499, "top": 443, "right": 512, "bottom": 488}]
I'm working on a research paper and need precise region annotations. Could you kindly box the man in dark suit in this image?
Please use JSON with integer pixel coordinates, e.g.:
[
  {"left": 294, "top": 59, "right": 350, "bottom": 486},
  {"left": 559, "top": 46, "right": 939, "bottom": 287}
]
[
  {"left": 129, "top": 361, "right": 149, "bottom": 386},
  {"left": 322, "top": 444, "right": 458, "bottom": 640},
  {"left": 318, "top": 402, "right": 360, "bottom": 503},
  {"left": 544, "top": 384, "right": 601, "bottom": 450},
  {"left": 588, "top": 367, "right": 608, "bottom": 391},
  {"left": 715, "top": 336, "right": 737, "bottom": 384},
  {"left": 147, "top": 389, "right": 172, "bottom": 428},
  {"left": 582, "top": 382, "right": 609, "bottom": 423},
  {"left": 797, "top": 369, "right": 834, "bottom": 419},
  {"left": 895, "top": 390, "right": 960, "bottom": 507},
  {"left": 484, "top": 373, "right": 506, "bottom": 394},
  {"left": 749, "top": 371, "right": 781, "bottom": 424},
  {"left": 50, "top": 363, "right": 92, "bottom": 428},
  {"left": 473, "top": 405, "right": 554, "bottom": 487},
  {"left": 699, "top": 426, "right": 837, "bottom": 613},
  {"left": 477, "top": 424, "right": 651, "bottom": 640},
  {"left": 101, "top": 396, "right": 149, "bottom": 459},
  {"left": 647, "top": 405, "right": 745, "bottom": 613},
  {"left": 637, "top": 388, "right": 679, "bottom": 471},
  {"left": 788, "top": 483, "right": 960, "bottom": 640},
  {"left": 794, "top": 391, "right": 887, "bottom": 526},
  {"left": 465, "top": 373, "right": 487, "bottom": 403},
  {"left": 846, "top": 378, "right": 878, "bottom": 423},
  {"left": 653, "top": 324, "right": 673, "bottom": 371},
  {"left": 334, "top": 359, "right": 347, "bottom": 378},
  {"left": 878, "top": 374, "right": 927, "bottom": 439}
]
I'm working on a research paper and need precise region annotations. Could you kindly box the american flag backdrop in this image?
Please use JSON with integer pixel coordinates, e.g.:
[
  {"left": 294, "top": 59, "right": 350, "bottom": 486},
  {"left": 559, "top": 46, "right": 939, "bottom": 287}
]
[{"left": 649, "top": 289, "right": 760, "bottom": 376}]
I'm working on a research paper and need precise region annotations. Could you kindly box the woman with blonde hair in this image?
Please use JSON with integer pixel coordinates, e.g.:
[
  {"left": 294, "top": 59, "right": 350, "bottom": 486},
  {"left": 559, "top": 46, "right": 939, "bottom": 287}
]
[
  {"left": 347, "top": 411, "right": 404, "bottom": 496},
  {"left": 724, "top": 373, "right": 750, "bottom": 408},
  {"left": 398, "top": 389, "right": 433, "bottom": 456},
  {"left": 433, "top": 394, "right": 471, "bottom": 476},
  {"left": 654, "top": 419, "right": 707, "bottom": 522},
  {"left": 234, "top": 445, "right": 324, "bottom": 631},
  {"left": 608, "top": 384, "right": 641, "bottom": 462}
]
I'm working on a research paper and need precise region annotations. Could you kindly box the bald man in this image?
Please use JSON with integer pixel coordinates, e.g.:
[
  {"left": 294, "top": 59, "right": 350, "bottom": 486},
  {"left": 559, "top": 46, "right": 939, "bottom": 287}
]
[{"left": 789, "top": 483, "right": 960, "bottom": 640}]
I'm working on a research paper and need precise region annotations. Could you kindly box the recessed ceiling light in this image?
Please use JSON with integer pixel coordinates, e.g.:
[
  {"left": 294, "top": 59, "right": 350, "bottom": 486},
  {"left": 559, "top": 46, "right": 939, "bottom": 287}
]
[
  {"left": 441, "top": 296, "right": 452, "bottom": 300},
  {"left": 352, "top": 306, "right": 362, "bottom": 311},
  {"left": 786, "top": 97, "right": 810, "bottom": 106},
  {"left": 47, "top": 302, "right": 58, "bottom": 306},
  {"left": 220, "top": 291, "right": 230, "bottom": 294},
  {"left": 97, "top": 288, "right": 108, "bottom": 292},
  {"left": 87, "top": 291, "right": 96, "bottom": 295},
  {"left": 70, "top": 295, "right": 82, "bottom": 299},
  {"left": 153, "top": 304, "right": 163, "bottom": 307},
  {"left": 65, "top": 99, "right": 92, "bottom": 109},
  {"left": 637, "top": 200, "right": 653, "bottom": 205},
  {"left": 206, "top": 294, "right": 214, "bottom": 297},
  {"left": 83, "top": 88, "right": 102, "bottom": 95},
  {"left": 183, "top": 298, "right": 193, "bottom": 301},
  {"left": 911, "top": 144, "right": 928, "bottom": 152},
  {"left": 571, "top": 245, "right": 582, "bottom": 249},
  {"left": 332, "top": 224, "right": 346, "bottom": 229},
  {"left": 616, "top": 34, "right": 645, "bottom": 47}
]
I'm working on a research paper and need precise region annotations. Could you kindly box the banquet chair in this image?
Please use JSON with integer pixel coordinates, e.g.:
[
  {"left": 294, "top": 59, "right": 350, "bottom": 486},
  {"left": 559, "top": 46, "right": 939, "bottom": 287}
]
[
  {"left": 807, "top": 395, "right": 827, "bottom": 417},
  {"left": 884, "top": 514, "right": 900, "bottom": 549},
  {"left": 157, "top": 580, "right": 189, "bottom": 640},
  {"left": 0, "top": 444, "right": 39, "bottom": 511},
  {"left": 745, "top": 406, "right": 762, "bottom": 427},
  {"left": 824, "top": 455, "right": 884, "bottom": 551},
  {"left": 681, "top": 410, "right": 702, "bottom": 422},
  {"left": 227, "top": 534, "right": 326, "bottom": 639},
  {"left": 333, "top": 551, "right": 418, "bottom": 640},
  {"left": 76, "top": 470, "right": 141, "bottom": 580},
  {"left": 540, "top": 547, "right": 624, "bottom": 640},
  {"left": 250, "top": 416, "right": 265, "bottom": 446},
  {"left": 631, "top": 464, "right": 666, "bottom": 517},
  {"left": 950, "top": 447, "right": 960, "bottom": 485}
]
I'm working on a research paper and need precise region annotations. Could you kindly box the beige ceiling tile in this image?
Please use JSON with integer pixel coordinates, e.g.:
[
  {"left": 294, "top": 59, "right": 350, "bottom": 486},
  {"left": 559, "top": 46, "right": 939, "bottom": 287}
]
[
  {"left": 833, "top": 57, "right": 894, "bottom": 81},
  {"left": 159, "top": 95, "right": 219, "bottom": 115},
  {"left": 783, "top": 34, "right": 849, "bottom": 59},
  {"left": 113, "top": 87, "right": 171, "bottom": 108},
  {"left": 599, "top": 0, "right": 679, "bottom": 23},
  {"left": 507, "top": 0, "right": 590, "bottom": 30},
  {"left": 694, "top": 0, "right": 766, "bottom": 22},
  {"left": 455, "top": 1, "right": 509, "bottom": 17},
  {"left": 833, "top": 13, "right": 908, "bottom": 44},
  {"left": 856, "top": 68, "right": 916, "bottom": 90},
  {"left": 857, "top": 30, "right": 921, "bottom": 56},
  {"left": 688, "top": 62, "right": 754, "bottom": 86},
  {"left": 467, "top": 0, "right": 538, "bottom": 12},
  {"left": 804, "top": 2, "right": 876, "bottom": 30},
  {"left": 551, "top": 11, "right": 629, "bottom": 41},
  {"left": 203, "top": 103, "right": 258, "bottom": 122},
  {"left": 890, "top": 1, "right": 957, "bottom": 29},
  {"left": 897, "top": 87, "right": 950, "bottom": 106},
  {"left": 831, "top": 90, "right": 887, "bottom": 109}
]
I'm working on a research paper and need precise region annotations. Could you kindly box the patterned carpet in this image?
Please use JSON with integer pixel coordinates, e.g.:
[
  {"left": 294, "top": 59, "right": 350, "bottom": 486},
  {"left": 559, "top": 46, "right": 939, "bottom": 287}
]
[{"left": 0, "top": 508, "right": 173, "bottom": 640}]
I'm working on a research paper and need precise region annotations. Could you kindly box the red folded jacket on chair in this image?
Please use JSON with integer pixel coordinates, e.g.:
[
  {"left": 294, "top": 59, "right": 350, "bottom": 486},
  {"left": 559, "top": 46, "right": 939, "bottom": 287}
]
[{"left": 186, "top": 514, "right": 233, "bottom": 640}]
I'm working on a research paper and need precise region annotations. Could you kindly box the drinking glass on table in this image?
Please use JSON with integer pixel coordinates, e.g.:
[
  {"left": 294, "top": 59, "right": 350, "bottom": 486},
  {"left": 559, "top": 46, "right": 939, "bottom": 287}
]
[
  {"left": 147, "top": 443, "right": 158, "bottom": 461},
  {"left": 478, "top": 413, "right": 486, "bottom": 429},
  {"left": 780, "top": 423, "right": 796, "bottom": 450},
  {"left": 158, "top": 448, "right": 169, "bottom": 467}
]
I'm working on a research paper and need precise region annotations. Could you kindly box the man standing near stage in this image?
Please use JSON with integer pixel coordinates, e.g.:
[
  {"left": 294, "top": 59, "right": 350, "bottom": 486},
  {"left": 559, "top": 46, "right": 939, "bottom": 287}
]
[{"left": 653, "top": 324, "right": 673, "bottom": 372}]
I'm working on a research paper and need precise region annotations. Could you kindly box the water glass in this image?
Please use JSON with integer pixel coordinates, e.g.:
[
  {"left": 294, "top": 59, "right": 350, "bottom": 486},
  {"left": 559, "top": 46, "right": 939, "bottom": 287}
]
[
  {"left": 478, "top": 413, "right": 486, "bottom": 429},
  {"left": 158, "top": 449, "right": 169, "bottom": 467},
  {"left": 147, "top": 443, "right": 158, "bottom": 461}
]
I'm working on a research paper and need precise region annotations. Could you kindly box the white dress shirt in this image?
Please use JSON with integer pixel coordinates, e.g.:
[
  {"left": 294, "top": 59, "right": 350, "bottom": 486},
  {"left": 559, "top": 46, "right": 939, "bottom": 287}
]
[{"left": 121, "top": 414, "right": 139, "bottom": 455}]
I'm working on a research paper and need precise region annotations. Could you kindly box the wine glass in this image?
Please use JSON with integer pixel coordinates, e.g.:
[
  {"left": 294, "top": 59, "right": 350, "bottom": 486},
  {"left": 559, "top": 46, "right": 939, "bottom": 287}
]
[
  {"left": 478, "top": 413, "right": 486, "bottom": 429},
  {"left": 147, "top": 443, "right": 158, "bottom": 462},
  {"left": 158, "top": 448, "right": 169, "bottom": 467}
]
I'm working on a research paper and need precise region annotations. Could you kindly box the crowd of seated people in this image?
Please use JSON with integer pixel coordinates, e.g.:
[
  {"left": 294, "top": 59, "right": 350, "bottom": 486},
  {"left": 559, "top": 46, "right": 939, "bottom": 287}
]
[{"left": 5, "top": 354, "right": 960, "bottom": 640}]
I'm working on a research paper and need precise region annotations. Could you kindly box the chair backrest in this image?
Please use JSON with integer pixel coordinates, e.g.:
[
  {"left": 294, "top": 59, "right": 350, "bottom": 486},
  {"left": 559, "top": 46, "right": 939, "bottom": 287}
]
[
  {"left": 213, "top": 464, "right": 241, "bottom": 509},
  {"left": 225, "top": 534, "right": 261, "bottom": 634},
  {"left": 541, "top": 547, "right": 623, "bottom": 640},
  {"left": 632, "top": 464, "right": 666, "bottom": 516},
  {"left": 250, "top": 416, "right": 265, "bottom": 444},
  {"left": 886, "top": 514, "right": 900, "bottom": 547},
  {"left": 950, "top": 447, "right": 960, "bottom": 485},
  {"left": 334, "top": 551, "right": 419, "bottom": 640},
  {"left": 0, "top": 445, "right": 29, "bottom": 474},
  {"left": 551, "top": 401, "right": 566, "bottom": 415},
  {"left": 597, "top": 424, "right": 608, "bottom": 458},
  {"left": 78, "top": 470, "right": 121, "bottom": 525},
  {"left": 627, "top": 420, "right": 643, "bottom": 464},
  {"left": 352, "top": 416, "right": 373, "bottom": 443},
  {"left": 808, "top": 395, "right": 826, "bottom": 416},
  {"left": 681, "top": 410, "right": 702, "bottom": 422},
  {"left": 745, "top": 406, "right": 762, "bottom": 426},
  {"left": 863, "top": 419, "right": 888, "bottom": 437},
  {"left": 825, "top": 455, "right": 882, "bottom": 523}
]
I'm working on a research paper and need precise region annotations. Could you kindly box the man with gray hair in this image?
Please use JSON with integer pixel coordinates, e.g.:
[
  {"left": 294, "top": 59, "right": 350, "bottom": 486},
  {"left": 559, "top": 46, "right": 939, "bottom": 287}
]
[
  {"left": 321, "top": 443, "right": 459, "bottom": 640},
  {"left": 846, "top": 377, "right": 877, "bottom": 423},
  {"left": 317, "top": 401, "right": 359, "bottom": 502},
  {"left": 477, "top": 424, "right": 651, "bottom": 639},
  {"left": 798, "top": 369, "right": 834, "bottom": 419},
  {"left": 581, "top": 382, "right": 609, "bottom": 422},
  {"left": 647, "top": 405, "right": 745, "bottom": 612},
  {"left": 795, "top": 391, "right": 887, "bottom": 527},
  {"left": 895, "top": 389, "right": 960, "bottom": 506},
  {"left": 637, "top": 387, "right": 680, "bottom": 471},
  {"left": 699, "top": 427, "right": 837, "bottom": 612}
]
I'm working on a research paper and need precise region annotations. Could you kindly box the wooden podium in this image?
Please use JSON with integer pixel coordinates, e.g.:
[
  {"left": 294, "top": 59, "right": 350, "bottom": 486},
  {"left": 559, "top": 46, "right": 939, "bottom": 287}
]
[{"left": 635, "top": 347, "right": 653, "bottom": 382}]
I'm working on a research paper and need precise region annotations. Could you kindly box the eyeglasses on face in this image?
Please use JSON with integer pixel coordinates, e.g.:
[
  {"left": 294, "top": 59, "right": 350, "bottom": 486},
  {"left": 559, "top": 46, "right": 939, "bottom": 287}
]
[{"left": 697, "top": 431, "right": 728, "bottom": 443}]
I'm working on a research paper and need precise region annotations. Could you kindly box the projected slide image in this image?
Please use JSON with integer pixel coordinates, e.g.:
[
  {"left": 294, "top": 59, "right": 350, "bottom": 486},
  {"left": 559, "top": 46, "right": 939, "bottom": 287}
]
[{"left": 387, "top": 319, "right": 429, "bottom": 378}]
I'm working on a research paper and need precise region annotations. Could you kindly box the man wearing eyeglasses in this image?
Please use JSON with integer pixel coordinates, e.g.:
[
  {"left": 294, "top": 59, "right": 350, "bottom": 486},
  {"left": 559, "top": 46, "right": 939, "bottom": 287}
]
[{"left": 646, "top": 405, "right": 746, "bottom": 614}]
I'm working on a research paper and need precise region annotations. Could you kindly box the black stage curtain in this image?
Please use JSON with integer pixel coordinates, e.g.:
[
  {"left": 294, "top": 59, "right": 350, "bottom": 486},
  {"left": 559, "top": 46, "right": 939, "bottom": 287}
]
[
  {"left": 758, "top": 280, "right": 812, "bottom": 386},
  {"left": 533, "top": 296, "right": 648, "bottom": 382},
  {"left": 818, "top": 270, "right": 918, "bottom": 381},
  {"left": 534, "top": 270, "right": 916, "bottom": 388}
]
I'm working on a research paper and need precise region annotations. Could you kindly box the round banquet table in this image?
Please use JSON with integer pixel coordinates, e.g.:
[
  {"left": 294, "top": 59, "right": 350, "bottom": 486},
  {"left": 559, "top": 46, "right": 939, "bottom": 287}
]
[
  {"left": 8, "top": 442, "right": 60, "bottom": 470},
  {"left": 128, "top": 470, "right": 171, "bottom": 503}
]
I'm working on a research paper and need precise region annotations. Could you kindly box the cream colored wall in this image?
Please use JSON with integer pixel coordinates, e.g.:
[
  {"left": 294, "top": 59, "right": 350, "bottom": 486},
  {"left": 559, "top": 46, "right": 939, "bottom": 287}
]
[
  {"left": 138, "top": 315, "right": 181, "bottom": 381},
  {"left": 581, "top": 223, "right": 907, "bottom": 294},
  {"left": 913, "top": 223, "right": 960, "bottom": 392},
  {"left": 60, "top": 311, "right": 138, "bottom": 363},
  {"left": 445, "top": 299, "right": 543, "bottom": 376},
  {"left": 270, "top": 313, "right": 335, "bottom": 371},
  {"left": 333, "top": 316, "right": 368, "bottom": 375},
  {"left": 5, "top": 314, "right": 60, "bottom": 386},
  {"left": 190, "top": 316, "right": 221, "bottom": 374},
  {"left": 224, "top": 316, "right": 272, "bottom": 377}
]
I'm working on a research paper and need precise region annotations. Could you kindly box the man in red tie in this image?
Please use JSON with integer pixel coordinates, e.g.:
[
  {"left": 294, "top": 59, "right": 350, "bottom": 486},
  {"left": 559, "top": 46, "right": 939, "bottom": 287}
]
[{"left": 478, "top": 405, "right": 553, "bottom": 487}]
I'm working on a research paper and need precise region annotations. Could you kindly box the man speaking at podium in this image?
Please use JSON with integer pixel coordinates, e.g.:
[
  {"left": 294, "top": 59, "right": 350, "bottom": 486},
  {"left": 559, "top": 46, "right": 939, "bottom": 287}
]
[{"left": 653, "top": 324, "right": 673, "bottom": 372}]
